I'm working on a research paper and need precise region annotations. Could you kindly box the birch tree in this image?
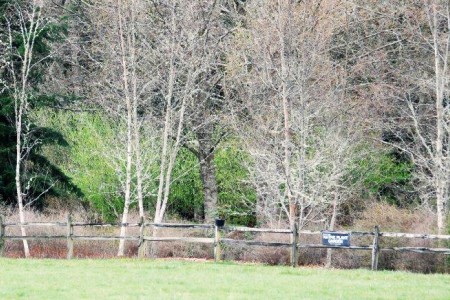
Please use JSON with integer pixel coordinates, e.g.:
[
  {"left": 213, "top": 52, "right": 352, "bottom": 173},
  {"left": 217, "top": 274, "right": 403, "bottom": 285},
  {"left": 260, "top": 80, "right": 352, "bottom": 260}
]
[
  {"left": 149, "top": 0, "right": 237, "bottom": 223},
  {"left": 347, "top": 0, "right": 450, "bottom": 235},
  {"left": 150, "top": 0, "right": 190, "bottom": 225},
  {"left": 82, "top": 0, "right": 155, "bottom": 255},
  {"left": 398, "top": 1, "right": 450, "bottom": 235},
  {"left": 115, "top": 0, "right": 137, "bottom": 257},
  {"left": 4, "top": 0, "right": 50, "bottom": 258},
  {"left": 428, "top": 1, "right": 450, "bottom": 234}
]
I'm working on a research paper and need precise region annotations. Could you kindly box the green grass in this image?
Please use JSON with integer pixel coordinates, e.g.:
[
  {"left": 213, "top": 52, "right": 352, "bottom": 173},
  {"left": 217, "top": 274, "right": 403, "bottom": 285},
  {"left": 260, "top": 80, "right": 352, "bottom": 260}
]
[{"left": 1, "top": 259, "right": 449, "bottom": 299}]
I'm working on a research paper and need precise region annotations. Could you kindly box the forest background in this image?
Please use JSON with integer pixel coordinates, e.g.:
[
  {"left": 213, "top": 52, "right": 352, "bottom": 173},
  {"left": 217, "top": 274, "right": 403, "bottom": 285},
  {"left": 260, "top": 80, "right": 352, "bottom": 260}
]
[{"left": 1, "top": 0, "right": 449, "bottom": 265}]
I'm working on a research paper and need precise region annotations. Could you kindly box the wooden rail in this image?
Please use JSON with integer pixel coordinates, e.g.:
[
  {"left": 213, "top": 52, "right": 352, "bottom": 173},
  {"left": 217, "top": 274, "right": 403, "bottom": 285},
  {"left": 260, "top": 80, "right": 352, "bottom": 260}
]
[{"left": 1, "top": 214, "right": 449, "bottom": 270}]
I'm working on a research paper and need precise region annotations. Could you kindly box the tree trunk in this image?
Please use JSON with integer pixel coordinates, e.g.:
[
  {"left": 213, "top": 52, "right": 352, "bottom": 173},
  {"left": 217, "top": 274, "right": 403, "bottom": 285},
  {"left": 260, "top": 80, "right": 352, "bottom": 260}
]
[
  {"left": 154, "top": 3, "right": 177, "bottom": 222},
  {"left": 431, "top": 4, "right": 447, "bottom": 236},
  {"left": 117, "top": 107, "right": 133, "bottom": 257},
  {"left": 256, "top": 193, "right": 267, "bottom": 226},
  {"left": 117, "top": 0, "right": 133, "bottom": 256},
  {"left": 15, "top": 129, "right": 30, "bottom": 257},
  {"left": 15, "top": 22, "right": 33, "bottom": 259},
  {"left": 436, "top": 182, "right": 446, "bottom": 235},
  {"left": 277, "top": 0, "right": 296, "bottom": 229},
  {"left": 326, "top": 194, "right": 339, "bottom": 268},
  {"left": 130, "top": 0, "right": 144, "bottom": 221},
  {"left": 197, "top": 128, "right": 219, "bottom": 223}
]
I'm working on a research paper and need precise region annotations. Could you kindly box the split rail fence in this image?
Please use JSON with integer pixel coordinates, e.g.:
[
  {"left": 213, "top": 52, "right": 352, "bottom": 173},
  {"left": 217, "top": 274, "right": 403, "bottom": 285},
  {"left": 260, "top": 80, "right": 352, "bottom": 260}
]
[{"left": 1, "top": 214, "right": 449, "bottom": 270}]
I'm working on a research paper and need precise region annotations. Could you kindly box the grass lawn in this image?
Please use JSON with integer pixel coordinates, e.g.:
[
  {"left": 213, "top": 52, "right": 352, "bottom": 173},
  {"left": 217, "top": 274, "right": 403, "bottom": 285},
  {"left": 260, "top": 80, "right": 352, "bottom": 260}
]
[{"left": 0, "top": 258, "right": 449, "bottom": 299}]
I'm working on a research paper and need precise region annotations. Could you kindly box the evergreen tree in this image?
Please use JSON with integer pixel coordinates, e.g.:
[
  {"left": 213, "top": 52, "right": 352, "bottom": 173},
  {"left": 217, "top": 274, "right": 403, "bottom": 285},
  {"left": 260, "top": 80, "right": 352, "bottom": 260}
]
[{"left": 0, "top": 0, "right": 80, "bottom": 209}]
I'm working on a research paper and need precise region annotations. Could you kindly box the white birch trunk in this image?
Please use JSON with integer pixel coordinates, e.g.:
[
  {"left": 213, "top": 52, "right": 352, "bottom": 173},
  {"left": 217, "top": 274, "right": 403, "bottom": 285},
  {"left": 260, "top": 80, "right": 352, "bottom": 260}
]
[
  {"left": 129, "top": 0, "right": 144, "bottom": 220},
  {"left": 154, "top": 63, "right": 174, "bottom": 224},
  {"left": 154, "top": 2, "right": 179, "bottom": 224},
  {"left": 430, "top": 3, "right": 449, "bottom": 235},
  {"left": 10, "top": 2, "right": 43, "bottom": 258},
  {"left": 117, "top": 0, "right": 134, "bottom": 256}
]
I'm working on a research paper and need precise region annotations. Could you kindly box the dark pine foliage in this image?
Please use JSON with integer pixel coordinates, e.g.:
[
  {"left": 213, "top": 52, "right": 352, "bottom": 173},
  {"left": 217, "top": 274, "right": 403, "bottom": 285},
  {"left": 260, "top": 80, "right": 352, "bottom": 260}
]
[{"left": 0, "top": 0, "right": 81, "bottom": 208}]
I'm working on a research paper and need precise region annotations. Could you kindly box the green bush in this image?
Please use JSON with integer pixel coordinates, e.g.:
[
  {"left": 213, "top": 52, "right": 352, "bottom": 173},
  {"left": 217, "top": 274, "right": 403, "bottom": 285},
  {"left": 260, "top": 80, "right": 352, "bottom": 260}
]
[
  {"left": 215, "top": 145, "right": 256, "bottom": 226},
  {"left": 37, "top": 111, "right": 125, "bottom": 221}
]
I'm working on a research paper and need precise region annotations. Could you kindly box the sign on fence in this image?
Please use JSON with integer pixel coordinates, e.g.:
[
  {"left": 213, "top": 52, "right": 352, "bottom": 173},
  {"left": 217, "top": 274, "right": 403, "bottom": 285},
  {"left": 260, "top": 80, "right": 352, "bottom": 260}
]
[{"left": 322, "top": 231, "right": 351, "bottom": 247}]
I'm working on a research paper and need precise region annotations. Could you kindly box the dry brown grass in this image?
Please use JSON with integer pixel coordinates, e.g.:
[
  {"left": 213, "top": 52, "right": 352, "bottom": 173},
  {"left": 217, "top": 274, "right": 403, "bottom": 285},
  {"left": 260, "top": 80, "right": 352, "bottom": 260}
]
[
  {"left": 1, "top": 204, "right": 448, "bottom": 273},
  {"left": 2, "top": 208, "right": 140, "bottom": 258},
  {"left": 331, "top": 203, "right": 449, "bottom": 273}
]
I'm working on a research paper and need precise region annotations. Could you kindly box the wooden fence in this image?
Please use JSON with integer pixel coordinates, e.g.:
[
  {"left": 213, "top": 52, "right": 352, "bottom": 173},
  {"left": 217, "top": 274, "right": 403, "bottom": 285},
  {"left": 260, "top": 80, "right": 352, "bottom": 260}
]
[{"left": 1, "top": 214, "right": 449, "bottom": 270}]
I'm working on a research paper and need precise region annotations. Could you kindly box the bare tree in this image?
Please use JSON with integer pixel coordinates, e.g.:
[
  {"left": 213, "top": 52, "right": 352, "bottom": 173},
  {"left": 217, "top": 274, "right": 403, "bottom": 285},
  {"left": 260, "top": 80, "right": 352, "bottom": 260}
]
[
  {"left": 152, "top": 1, "right": 187, "bottom": 225},
  {"left": 4, "top": 0, "right": 51, "bottom": 258},
  {"left": 109, "top": 0, "right": 134, "bottom": 257},
  {"left": 347, "top": 0, "right": 450, "bottom": 235},
  {"left": 149, "top": 0, "right": 237, "bottom": 223},
  {"left": 82, "top": 0, "right": 156, "bottom": 255},
  {"left": 231, "top": 0, "right": 359, "bottom": 232},
  {"left": 422, "top": 1, "right": 450, "bottom": 235}
]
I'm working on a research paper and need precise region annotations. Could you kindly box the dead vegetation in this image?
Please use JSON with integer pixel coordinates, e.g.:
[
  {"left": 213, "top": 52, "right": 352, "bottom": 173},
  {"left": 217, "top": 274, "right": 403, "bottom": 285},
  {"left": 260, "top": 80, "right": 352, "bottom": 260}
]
[{"left": 1, "top": 204, "right": 448, "bottom": 273}]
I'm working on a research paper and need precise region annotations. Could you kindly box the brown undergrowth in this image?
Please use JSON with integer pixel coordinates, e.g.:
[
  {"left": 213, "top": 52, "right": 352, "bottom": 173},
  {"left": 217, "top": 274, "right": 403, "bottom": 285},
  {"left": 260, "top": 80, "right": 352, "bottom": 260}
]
[{"left": 1, "top": 204, "right": 448, "bottom": 273}]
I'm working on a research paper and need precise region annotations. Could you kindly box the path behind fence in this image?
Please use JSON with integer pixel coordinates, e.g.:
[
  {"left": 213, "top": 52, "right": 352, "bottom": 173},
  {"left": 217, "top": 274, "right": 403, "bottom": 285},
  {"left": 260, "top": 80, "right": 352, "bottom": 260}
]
[{"left": 1, "top": 214, "right": 449, "bottom": 270}]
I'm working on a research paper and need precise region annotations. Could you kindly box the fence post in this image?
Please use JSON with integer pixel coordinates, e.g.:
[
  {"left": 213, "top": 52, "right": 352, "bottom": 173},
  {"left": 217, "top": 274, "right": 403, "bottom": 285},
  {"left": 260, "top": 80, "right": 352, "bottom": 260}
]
[
  {"left": 290, "top": 223, "right": 298, "bottom": 267},
  {"left": 0, "top": 215, "right": 4, "bottom": 257},
  {"left": 138, "top": 216, "right": 146, "bottom": 258},
  {"left": 66, "top": 213, "right": 74, "bottom": 259},
  {"left": 214, "top": 224, "right": 222, "bottom": 262},
  {"left": 371, "top": 225, "right": 380, "bottom": 271}
]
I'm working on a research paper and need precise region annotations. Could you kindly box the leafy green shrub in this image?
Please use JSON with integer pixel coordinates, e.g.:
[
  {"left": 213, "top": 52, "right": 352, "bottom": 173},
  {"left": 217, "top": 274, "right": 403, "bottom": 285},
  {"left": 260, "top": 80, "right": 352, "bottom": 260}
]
[
  {"left": 215, "top": 145, "right": 256, "bottom": 226},
  {"left": 37, "top": 111, "right": 125, "bottom": 221}
]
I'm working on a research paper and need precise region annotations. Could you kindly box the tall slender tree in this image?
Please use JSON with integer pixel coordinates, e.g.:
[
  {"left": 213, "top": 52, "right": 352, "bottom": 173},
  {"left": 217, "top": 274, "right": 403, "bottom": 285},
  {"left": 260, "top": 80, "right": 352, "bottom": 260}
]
[
  {"left": 1, "top": 0, "right": 76, "bottom": 256},
  {"left": 149, "top": 0, "right": 237, "bottom": 223}
]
